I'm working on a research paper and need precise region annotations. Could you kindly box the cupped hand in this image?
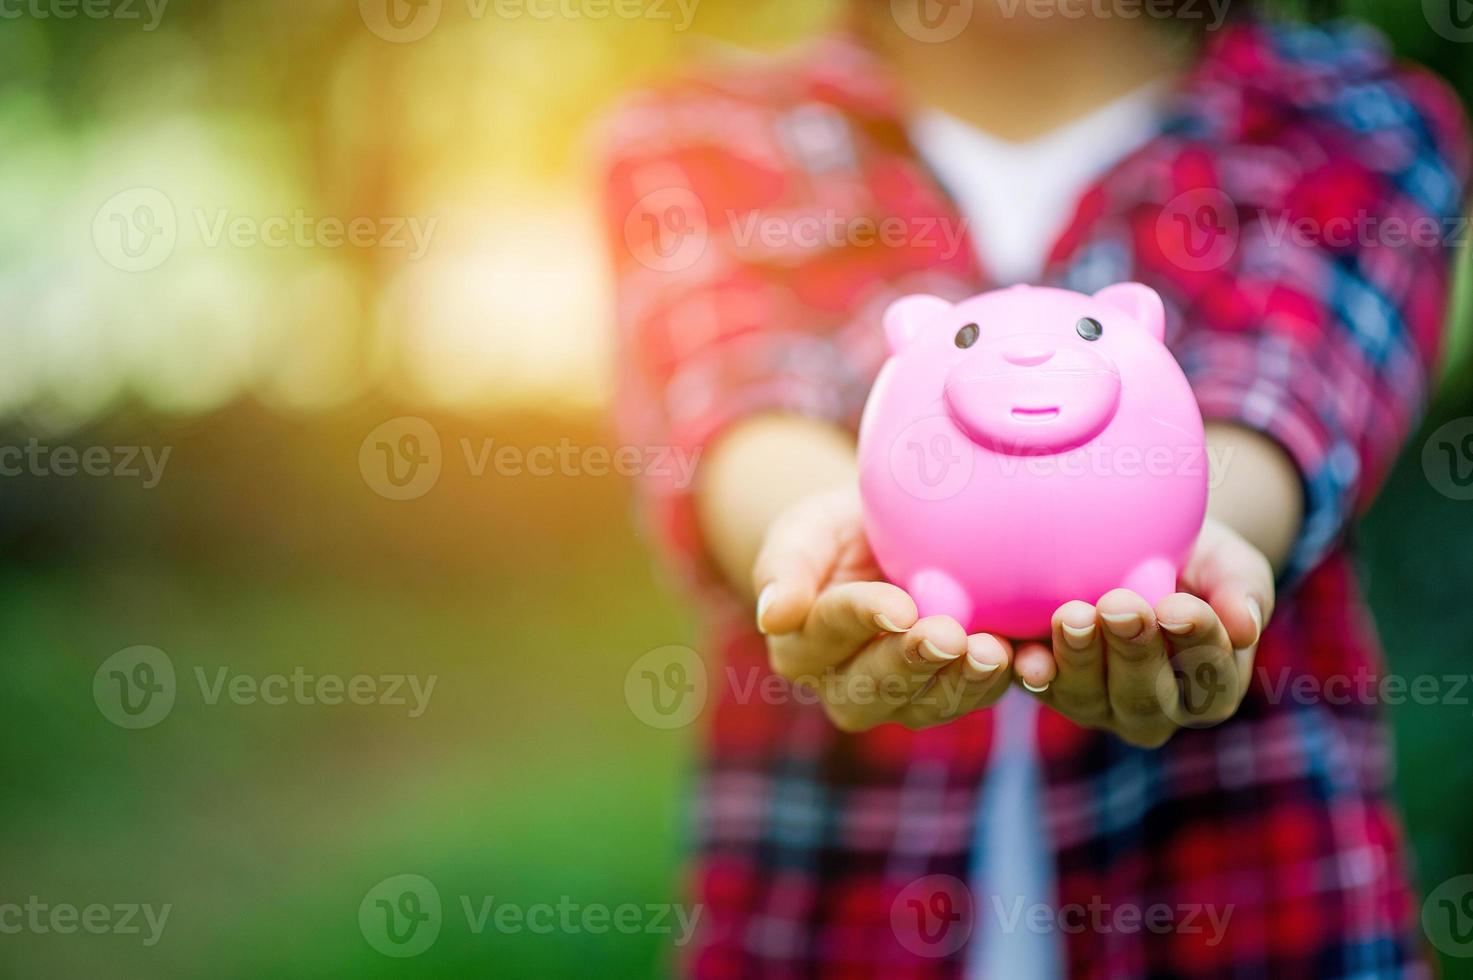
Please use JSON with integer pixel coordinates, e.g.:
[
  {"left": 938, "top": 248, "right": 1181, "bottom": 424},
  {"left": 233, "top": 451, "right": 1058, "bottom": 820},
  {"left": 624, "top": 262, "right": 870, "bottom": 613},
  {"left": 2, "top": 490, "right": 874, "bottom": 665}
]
[
  {"left": 1011, "top": 517, "right": 1275, "bottom": 748},
  {"left": 752, "top": 487, "right": 1013, "bottom": 732}
]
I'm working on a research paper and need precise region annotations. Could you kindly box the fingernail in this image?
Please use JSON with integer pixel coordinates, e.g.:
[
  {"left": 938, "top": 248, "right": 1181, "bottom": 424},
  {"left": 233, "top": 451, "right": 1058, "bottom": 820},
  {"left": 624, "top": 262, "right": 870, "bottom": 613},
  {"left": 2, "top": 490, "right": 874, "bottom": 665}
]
[
  {"left": 875, "top": 613, "right": 906, "bottom": 634},
  {"left": 1246, "top": 597, "right": 1263, "bottom": 644},
  {"left": 1022, "top": 679, "right": 1050, "bottom": 693},
  {"left": 1158, "top": 620, "right": 1194, "bottom": 636},
  {"left": 1061, "top": 622, "right": 1095, "bottom": 650},
  {"left": 1101, "top": 612, "right": 1144, "bottom": 639},
  {"left": 920, "top": 638, "right": 962, "bottom": 663},
  {"left": 964, "top": 652, "right": 1002, "bottom": 679},
  {"left": 756, "top": 584, "right": 776, "bottom": 635}
]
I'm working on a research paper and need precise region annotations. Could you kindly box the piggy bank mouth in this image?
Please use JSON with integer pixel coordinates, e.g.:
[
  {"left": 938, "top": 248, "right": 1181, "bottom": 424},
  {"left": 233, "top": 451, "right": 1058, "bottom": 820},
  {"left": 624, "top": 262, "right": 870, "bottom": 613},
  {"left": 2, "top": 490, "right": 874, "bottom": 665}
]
[
  {"left": 1010, "top": 406, "right": 1060, "bottom": 423},
  {"left": 944, "top": 365, "right": 1122, "bottom": 455}
]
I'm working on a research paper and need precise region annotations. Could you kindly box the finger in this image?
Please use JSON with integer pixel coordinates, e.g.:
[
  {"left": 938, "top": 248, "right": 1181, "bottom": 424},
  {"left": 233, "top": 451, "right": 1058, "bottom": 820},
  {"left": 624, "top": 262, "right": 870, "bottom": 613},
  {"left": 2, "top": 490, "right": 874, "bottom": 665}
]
[
  {"left": 767, "top": 581, "right": 918, "bottom": 682},
  {"left": 822, "top": 616, "right": 967, "bottom": 733},
  {"left": 894, "top": 633, "right": 1013, "bottom": 729},
  {"left": 1011, "top": 636, "right": 1057, "bottom": 694},
  {"left": 1099, "top": 588, "right": 1176, "bottom": 748},
  {"left": 751, "top": 505, "right": 840, "bottom": 636},
  {"left": 1154, "top": 592, "right": 1242, "bottom": 727},
  {"left": 1031, "top": 601, "right": 1107, "bottom": 727},
  {"left": 807, "top": 581, "right": 918, "bottom": 648},
  {"left": 1181, "top": 522, "right": 1274, "bottom": 651},
  {"left": 754, "top": 504, "right": 836, "bottom": 633}
]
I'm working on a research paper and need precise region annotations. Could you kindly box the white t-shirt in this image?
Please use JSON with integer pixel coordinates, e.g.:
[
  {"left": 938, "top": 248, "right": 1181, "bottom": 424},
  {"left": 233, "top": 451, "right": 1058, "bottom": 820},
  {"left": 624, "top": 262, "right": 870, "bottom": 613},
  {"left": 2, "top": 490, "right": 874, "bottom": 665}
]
[
  {"left": 909, "top": 86, "right": 1164, "bottom": 285},
  {"left": 907, "top": 83, "right": 1166, "bottom": 979}
]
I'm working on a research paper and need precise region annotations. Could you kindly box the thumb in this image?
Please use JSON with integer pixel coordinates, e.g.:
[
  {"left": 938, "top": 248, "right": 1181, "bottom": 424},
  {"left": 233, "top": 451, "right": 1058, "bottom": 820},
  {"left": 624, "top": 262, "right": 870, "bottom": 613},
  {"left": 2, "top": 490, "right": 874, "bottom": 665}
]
[
  {"left": 751, "top": 494, "right": 850, "bottom": 636},
  {"left": 1183, "top": 520, "right": 1275, "bottom": 651}
]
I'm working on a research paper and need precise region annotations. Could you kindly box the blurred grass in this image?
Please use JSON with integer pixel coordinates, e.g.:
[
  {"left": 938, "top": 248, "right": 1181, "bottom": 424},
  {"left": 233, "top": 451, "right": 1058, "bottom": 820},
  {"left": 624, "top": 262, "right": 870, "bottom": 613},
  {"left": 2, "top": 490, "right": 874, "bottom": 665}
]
[{"left": 0, "top": 408, "right": 701, "bottom": 978}]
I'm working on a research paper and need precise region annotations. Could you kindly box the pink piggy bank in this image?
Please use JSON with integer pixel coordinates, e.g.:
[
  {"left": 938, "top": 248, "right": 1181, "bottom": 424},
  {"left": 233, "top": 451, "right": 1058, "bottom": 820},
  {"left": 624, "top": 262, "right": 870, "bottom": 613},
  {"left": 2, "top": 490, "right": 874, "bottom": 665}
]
[{"left": 857, "top": 282, "right": 1207, "bottom": 638}]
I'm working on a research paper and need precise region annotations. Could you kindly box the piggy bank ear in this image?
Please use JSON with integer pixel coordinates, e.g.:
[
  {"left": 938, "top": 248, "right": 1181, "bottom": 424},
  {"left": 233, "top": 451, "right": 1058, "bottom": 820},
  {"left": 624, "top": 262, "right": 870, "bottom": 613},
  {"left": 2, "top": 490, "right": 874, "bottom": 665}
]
[
  {"left": 1092, "top": 282, "right": 1165, "bottom": 343},
  {"left": 882, "top": 295, "right": 953, "bottom": 354}
]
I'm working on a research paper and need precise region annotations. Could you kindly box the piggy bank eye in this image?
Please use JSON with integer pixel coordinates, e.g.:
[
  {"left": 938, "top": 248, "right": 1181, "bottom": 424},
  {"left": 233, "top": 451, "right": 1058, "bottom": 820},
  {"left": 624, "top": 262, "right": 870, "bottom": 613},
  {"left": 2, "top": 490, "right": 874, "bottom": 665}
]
[
  {"left": 1076, "top": 317, "right": 1103, "bottom": 341},
  {"left": 954, "top": 323, "right": 980, "bottom": 349}
]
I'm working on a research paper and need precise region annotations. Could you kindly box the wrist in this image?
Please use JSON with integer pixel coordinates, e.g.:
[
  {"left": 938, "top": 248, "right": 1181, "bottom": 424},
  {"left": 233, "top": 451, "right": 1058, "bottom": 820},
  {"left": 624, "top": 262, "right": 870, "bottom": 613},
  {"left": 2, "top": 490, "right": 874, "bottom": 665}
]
[{"left": 1204, "top": 422, "right": 1303, "bottom": 575}]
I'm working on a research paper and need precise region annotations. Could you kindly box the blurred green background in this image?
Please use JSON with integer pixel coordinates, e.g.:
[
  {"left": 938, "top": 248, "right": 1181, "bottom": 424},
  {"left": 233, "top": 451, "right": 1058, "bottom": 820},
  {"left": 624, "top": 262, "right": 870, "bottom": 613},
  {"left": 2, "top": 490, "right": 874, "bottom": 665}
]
[{"left": 2, "top": 1, "right": 1472, "bottom": 977}]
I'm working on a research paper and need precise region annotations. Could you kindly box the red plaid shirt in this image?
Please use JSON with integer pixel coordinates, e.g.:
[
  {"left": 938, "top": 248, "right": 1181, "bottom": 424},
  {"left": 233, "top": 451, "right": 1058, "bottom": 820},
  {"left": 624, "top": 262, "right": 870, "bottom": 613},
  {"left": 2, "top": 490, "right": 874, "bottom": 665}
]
[{"left": 601, "top": 18, "right": 1471, "bottom": 978}]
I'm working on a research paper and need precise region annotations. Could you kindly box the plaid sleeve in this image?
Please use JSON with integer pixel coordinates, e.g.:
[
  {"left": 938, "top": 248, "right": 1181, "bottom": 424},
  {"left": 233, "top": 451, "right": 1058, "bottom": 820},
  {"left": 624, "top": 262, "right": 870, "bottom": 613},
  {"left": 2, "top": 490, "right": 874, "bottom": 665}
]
[
  {"left": 597, "top": 86, "right": 887, "bottom": 592},
  {"left": 1165, "top": 66, "right": 1471, "bottom": 584}
]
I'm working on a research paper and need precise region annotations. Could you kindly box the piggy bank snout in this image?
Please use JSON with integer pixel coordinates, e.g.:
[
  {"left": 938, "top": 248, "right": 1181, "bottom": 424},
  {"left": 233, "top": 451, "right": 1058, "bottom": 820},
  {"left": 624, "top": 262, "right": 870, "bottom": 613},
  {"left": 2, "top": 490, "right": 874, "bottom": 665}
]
[
  {"left": 1001, "top": 345, "right": 1054, "bottom": 367},
  {"left": 943, "top": 341, "right": 1122, "bottom": 454}
]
